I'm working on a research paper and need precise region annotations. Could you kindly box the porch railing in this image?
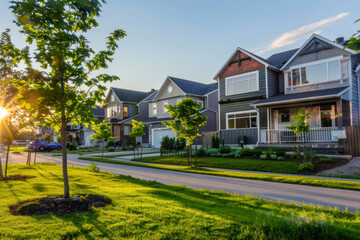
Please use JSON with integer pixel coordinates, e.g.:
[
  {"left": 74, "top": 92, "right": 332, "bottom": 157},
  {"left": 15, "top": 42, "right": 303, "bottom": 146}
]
[{"left": 260, "top": 127, "right": 345, "bottom": 144}]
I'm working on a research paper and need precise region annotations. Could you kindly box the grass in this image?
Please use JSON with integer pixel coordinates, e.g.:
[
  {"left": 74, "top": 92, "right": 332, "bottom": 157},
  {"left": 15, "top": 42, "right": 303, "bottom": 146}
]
[
  {"left": 0, "top": 163, "right": 359, "bottom": 239},
  {"left": 79, "top": 157, "right": 360, "bottom": 191},
  {"left": 93, "top": 151, "right": 160, "bottom": 158},
  {"left": 133, "top": 156, "right": 300, "bottom": 174},
  {"left": 52, "top": 149, "right": 124, "bottom": 155}
]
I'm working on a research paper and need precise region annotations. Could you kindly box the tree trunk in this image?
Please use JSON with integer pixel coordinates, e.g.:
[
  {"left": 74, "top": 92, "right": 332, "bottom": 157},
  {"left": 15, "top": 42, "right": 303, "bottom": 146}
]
[
  {"left": 141, "top": 147, "right": 143, "bottom": 159},
  {"left": 5, "top": 139, "right": 10, "bottom": 177},
  {"left": 189, "top": 145, "right": 192, "bottom": 168},
  {"left": 34, "top": 151, "right": 37, "bottom": 165},
  {"left": 61, "top": 121, "right": 70, "bottom": 199},
  {"left": 303, "top": 133, "right": 306, "bottom": 163},
  {"left": 0, "top": 156, "right": 3, "bottom": 178}
]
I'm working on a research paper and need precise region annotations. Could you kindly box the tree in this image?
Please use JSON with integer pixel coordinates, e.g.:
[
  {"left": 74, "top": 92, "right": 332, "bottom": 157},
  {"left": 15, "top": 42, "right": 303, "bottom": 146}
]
[
  {"left": 346, "top": 18, "right": 360, "bottom": 51},
  {"left": 130, "top": 120, "right": 145, "bottom": 159},
  {"left": 162, "top": 98, "right": 207, "bottom": 167},
  {"left": 286, "top": 108, "right": 310, "bottom": 162},
  {"left": 91, "top": 121, "right": 115, "bottom": 159},
  {"left": 11, "top": 0, "right": 126, "bottom": 199}
]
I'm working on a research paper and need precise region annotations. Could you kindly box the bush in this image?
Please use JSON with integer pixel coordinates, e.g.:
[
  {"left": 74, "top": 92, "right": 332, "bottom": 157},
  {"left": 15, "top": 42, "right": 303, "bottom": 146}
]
[
  {"left": 260, "top": 154, "right": 267, "bottom": 160},
  {"left": 229, "top": 152, "right": 235, "bottom": 158},
  {"left": 277, "top": 156, "right": 285, "bottom": 161},
  {"left": 211, "top": 133, "right": 220, "bottom": 148},
  {"left": 161, "top": 136, "right": 171, "bottom": 150},
  {"left": 66, "top": 142, "right": 77, "bottom": 151},
  {"left": 197, "top": 147, "right": 206, "bottom": 156},
  {"left": 206, "top": 148, "right": 219, "bottom": 155},
  {"left": 241, "top": 148, "right": 253, "bottom": 156},
  {"left": 219, "top": 146, "right": 231, "bottom": 154},
  {"left": 108, "top": 147, "right": 115, "bottom": 152},
  {"left": 270, "top": 154, "right": 278, "bottom": 160},
  {"left": 298, "top": 162, "right": 314, "bottom": 173},
  {"left": 89, "top": 162, "right": 100, "bottom": 173},
  {"left": 290, "top": 149, "right": 300, "bottom": 159},
  {"left": 274, "top": 148, "right": 286, "bottom": 157},
  {"left": 106, "top": 140, "right": 114, "bottom": 148},
  {"left": 210, "top": 153, "right": 217, "bottom": 157},
  {"left": 175, "top": 138, "right": 186, "bottom": 150},
  {"left": 222, "top": 153, "right": 229, "bottom": 158},
  {"left": 216, "top": 153, "right": 222, "bottom": 157},
  {"left": 252, "top": 148, "right": 263, "bottom": 157},
  {"left": 235, "top": 149, "right": 242, "bottom": 158}
]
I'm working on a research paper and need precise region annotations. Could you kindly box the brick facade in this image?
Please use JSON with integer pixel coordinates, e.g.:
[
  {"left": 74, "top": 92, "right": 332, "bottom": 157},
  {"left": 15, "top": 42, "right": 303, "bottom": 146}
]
[{"left": 220, "top": 51, "right": 264, "bottom": 78}]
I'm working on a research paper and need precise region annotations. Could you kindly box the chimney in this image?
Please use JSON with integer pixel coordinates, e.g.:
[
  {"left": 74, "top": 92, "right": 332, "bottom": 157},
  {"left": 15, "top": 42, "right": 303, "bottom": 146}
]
[
  {"left": 150, "top": 88, "right": 156, "bottom": 93},
  {"left": 335, "top": 37, "right": 345, "bottom": 45}
]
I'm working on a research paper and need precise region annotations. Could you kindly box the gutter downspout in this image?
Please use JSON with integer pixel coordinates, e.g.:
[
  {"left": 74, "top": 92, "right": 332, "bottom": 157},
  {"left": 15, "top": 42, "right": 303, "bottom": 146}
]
[{"left": 255, "top": 106, "right": 260, "bottom": 146}]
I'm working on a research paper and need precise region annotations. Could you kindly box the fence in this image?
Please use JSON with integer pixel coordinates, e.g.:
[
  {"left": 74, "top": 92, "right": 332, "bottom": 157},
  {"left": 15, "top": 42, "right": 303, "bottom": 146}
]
[
  {"left": 160, "top": 149, "right": 187, "bottom": 157},
  {"left": 344, "top": 125, "right": 360, "bottom": 157}
]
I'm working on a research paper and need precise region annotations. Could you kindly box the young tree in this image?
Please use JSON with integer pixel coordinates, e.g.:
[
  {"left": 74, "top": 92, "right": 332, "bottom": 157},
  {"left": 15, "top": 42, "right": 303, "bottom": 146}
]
[
  {"left": 346, "top": 18, "right": 360, "bottom": 51},
  {"left": 286, "top": 108, "right": 310, "bottom": 162},
  {"left": 130, "top": 120, "right": 145, "bottom": 159},
  {"left": 11, "top": 0, "right": 125, "bottom": 198},
  {"left": 162, "top": 98, "right": 207, "bottom": 167},
  {"left": 91, "top": 121, "right": 115, "bottom": 159}
]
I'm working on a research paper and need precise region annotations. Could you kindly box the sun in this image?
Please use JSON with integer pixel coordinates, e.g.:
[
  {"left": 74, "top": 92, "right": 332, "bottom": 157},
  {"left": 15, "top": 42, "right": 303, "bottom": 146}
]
[{"left": 0, "top": 107, "right": 8, "bottom": 120}]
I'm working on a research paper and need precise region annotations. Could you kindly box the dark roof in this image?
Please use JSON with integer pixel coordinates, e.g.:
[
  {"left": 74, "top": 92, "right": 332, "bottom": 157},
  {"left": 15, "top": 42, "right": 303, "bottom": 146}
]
[
  {"left": 140, "top": 90, "right": 158, "bottom": 102},
  {"left": 252, "top": 87, "right": 349, "bottom": 107},
  {"left": 168, "top": 76, "right": 218, "bottom": 95},
  {"left": 90, "top": 106, "right": 104, "bottom": 117},
  {"left": 111, "top": 87, "right": 151, "bottom": 103},
  {"left": 265, "top": 48, "right": 299, "bottom": 69}
]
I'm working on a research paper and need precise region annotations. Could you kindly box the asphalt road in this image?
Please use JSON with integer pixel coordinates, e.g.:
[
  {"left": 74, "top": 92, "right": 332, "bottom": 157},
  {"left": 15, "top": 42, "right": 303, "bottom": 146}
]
[{"left": 3, "top": 152, "right": 360, "bottom": 213}]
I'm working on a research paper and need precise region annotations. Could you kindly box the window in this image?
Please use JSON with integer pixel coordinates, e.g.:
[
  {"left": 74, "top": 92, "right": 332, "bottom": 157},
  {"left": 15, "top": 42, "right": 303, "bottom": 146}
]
[
  {"left": 226, "top": 111, "right": 257, "bottom": 129},
  {"left": 107, "top": 106, "right": 118, "bottom": 118},
  {"left": 70, "top": 124, "right": 80, "bottom": 130},
  {"left": 197, "top": 100, "right": 203, "bottom": 108},
  {"left": 152, "top": 103, "right": 157, "bottom": 115},
  {"left": 163, "top": 101, "right": 168, "bottom": 112},
  {"left": 123, "top": 106, "right": 128, "bottom": 117},
  {"left": 320, "top": 105, "right": 335, "bottom": 127},
  {"left": 124, "top": 126, "right": 130, "bottom": 135},
  {"left": 110, "top": 93, "right": 115, "bottom": 102},
  {"left": 225, "top": 71, "right": 258, "bottom": 96},
  {"left": 286, "top": 59, "right": 345, "bottom": 87},
  {"left": 281, "top": 112, "right": 290, "bottom": 122}
]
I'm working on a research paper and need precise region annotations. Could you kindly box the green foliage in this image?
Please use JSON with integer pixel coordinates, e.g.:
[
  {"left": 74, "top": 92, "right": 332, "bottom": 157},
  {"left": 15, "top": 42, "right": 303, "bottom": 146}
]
[
  {"left": 88, "top": 163, "right": 100, "bottom": 173},
  {"left": 229, "top": 152, "right": 236, "bottom": 158},
  {"left": 91, "top": 121, "right": 115, "bottom": 142},
  {"left": 211, "top": 132, "right": 220, "bottom": 148},
  {"left": 160, "top": 136, "right": 171, "bottom": 150},
  {"left": 222, "top": 153, "right": 229, "bottom": 158},
  {"left": 206, "top": 148, "right": 219, "bottom": 155},
  {"left": 197, "top": 147, "right": 206, "bottom": 156},
  {"left": 278, "top": 156, "right": 285, "bottom": 161},
  {"left": 219, "top": 146, "right": 231, "bottom": 154},
  {"left": 286, "top": 108, "right": 310, "bottom": 135},
  {"left": 175, "top": 138, "right": 186, "bottom": 150},
  {"left": 216, "top": 153, "right": 222, "bottom": 157},
  {"left": 234, "top": 149, "right": 242, "bottom": 158},
  {"left": 319, "top": 156, "right": 336, "bottom": 163},
  {"left": 241, "top": 148, "right": 253, "bottom": 156},
  {"left": 346, "top": 18, "right": 360, "bottom": 51},
  {"left": 106, "top": 140, "right": 114, "bottom": 148},
  {"left": 270, "top": 154, "right": 278, "bottom": 160},
  {"left": 161, "top": 136, "right": 186, "bottom": 150},
  {"left": 162, "top": 98, "right": 207, "bottom": 146},
  {"left": 130, "top": 120, "right": 145, "bottom": 139},
  {"left": 274, "top": 148, "right": 286, "bottom": 157},
  {"left": 298, "top": 163, "right": 314, "bottom": 173},
  {"left": 260, "top": 154, "right": 267, "bottom": 160},
  {"left": 290, "top": 148, "right": 300, "bottom": 159}
]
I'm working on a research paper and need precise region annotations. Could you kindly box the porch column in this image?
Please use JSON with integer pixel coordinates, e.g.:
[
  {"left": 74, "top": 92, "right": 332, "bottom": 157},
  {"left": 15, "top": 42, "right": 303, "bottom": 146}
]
[{"left": 336, "top": 99, "right": 343, "bottom": 130}]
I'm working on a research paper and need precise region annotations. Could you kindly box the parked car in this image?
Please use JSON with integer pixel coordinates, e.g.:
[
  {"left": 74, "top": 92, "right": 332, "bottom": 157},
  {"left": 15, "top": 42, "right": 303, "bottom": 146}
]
[
  {"left": 12, "top": 140, "right": 28, "bottom": 146},
  {"left": 28, "top": 139, "right": 62, "bottom": 151}
]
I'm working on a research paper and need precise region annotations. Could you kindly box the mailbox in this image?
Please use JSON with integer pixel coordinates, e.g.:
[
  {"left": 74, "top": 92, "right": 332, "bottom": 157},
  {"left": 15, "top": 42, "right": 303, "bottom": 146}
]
[{"left": 238, "top": 136, "right": 246, "bottom": 148}]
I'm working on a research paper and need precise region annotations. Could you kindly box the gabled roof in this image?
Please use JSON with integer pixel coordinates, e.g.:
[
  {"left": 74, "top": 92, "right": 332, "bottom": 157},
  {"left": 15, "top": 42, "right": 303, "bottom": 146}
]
[
  {"left": 251, "top": 87, "right": 349, "bottom": 107},
  {"left": 266, "top": 48, "right": 299, "bottom": 69},
  {"left": 138, "top": 90, "right": 158, "bottom": 104},
  {"left": 168, "top": 76, "right": 218, "bottom": 96},
  {"left": 111, "top": 87, "right": 150, "bottom": 103},
  {"left": 280, "top": 34, "right": 358, "bottom": 70},
  {"left": 90, "top": 106, "right": 104, "bottom": 117}
]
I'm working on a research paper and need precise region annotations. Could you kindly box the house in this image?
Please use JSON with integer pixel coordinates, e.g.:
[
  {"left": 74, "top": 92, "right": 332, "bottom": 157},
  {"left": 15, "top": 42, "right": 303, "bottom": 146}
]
[
  {"left": 214, "top": 34, "right": 360, "bottom": 152},
  {"left": 122, "top": 76, "right": 218, "bottom": 148},
  {"left": 103, "top": 87, "right": 154, "bottom": 144},
  {"left": 78, "top": 106, "right": 105, "bottom": 147}
]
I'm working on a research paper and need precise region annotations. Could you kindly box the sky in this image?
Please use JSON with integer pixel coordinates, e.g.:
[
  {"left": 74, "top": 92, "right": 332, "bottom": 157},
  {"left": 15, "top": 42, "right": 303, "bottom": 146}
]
[{"left": 0, "top": 0, "right": 359, "bottom": 92}]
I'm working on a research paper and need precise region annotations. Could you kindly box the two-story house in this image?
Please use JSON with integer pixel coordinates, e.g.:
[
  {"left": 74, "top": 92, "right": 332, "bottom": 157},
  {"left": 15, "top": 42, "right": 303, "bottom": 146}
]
[
  {"left": 125, "top": 76, "right": 218, "bottom": 148},
  {"left": 215, "top": 34, "right": 360, "bottom": 151},
  {"left": 103, "top": 87, "right": 154, "bottom": 143}
]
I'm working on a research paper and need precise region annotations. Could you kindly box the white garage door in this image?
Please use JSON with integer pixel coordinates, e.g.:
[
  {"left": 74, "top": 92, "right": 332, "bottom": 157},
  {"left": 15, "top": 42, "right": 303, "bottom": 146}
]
[{"left": 152, "top": 129, "right": 177, "bottom": 148}]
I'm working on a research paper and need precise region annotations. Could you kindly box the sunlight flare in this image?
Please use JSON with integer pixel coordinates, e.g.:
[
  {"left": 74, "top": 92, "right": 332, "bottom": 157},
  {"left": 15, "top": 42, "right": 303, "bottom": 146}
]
[{"left": 0, "top": 107, "right": 8, "bottom": 120}]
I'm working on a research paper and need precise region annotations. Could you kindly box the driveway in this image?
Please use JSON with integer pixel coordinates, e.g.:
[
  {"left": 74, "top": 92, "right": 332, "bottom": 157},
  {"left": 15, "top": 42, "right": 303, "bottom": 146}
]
[{"left": 3, "top": 152, "right": 360, "bottom": 213}]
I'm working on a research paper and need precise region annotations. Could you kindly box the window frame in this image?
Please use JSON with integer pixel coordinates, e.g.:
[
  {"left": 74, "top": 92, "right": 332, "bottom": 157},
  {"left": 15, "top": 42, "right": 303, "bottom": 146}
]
[
  {"left": 225, "top": 110, "right": 258, "bottom": 130},
  {"left": 123, "top": 106, "right": 128, "bottom": 117},
  {"left": 225, "top": 70, "right": 259, "bottom": 96},
  {"left": 163, "top": 101, "right": 168, "bottom": 113},
  {"left": 152, "top": 103, "right": 157, "bottom": 115}
]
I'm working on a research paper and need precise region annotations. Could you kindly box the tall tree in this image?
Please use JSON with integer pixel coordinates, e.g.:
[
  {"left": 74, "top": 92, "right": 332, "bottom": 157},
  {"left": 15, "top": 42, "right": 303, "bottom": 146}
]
[
  {"left": 162, "top": 98, "right": 207, "bottom": 167},
  {"left": 11, "top": 0, "right": 125, "bottom": 198},
  {"left": 346, "top": 18, "right": 360, "bottom": 51}
]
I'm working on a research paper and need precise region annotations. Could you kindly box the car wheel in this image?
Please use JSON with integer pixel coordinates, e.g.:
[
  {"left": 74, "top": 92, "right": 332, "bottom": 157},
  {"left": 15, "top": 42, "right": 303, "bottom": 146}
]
[
  {"left": 57, "top": 146, "right": 62, "bottom": 150},
  {"left": 39, "top": 146, "right": 45, "bottom": 151}
]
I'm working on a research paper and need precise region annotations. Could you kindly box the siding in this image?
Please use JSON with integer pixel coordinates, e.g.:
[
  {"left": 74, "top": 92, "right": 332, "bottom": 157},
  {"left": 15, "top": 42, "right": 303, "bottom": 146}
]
[
  {"left": 207, "top": 90, "right": 218, "bottom": 112},
  {"left": 194, "top": 110, "right": 218, "bottom": 145},
  {"left": 219, "top": 67, "right": 266, "bottom": 101},
  {"left": 351, "top": 54, "right": 360, "bottom": 125},
  {"left": 267, "top": 69, "right": 279, "bottom": 97},
  {"left": 220, "top": 129, "right": 258, "bottom": 145},
  {"left": 123, "top": 103, "right": 138, "bottom": 117}
]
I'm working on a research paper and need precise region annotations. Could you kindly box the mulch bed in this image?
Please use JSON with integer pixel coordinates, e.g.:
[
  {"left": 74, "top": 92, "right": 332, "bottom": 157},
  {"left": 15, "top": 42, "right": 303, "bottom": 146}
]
[
  {"left": 10, "top": 194, "right": 111, "bottom": 216},
  {"left": 0, "top": 175, "right": 35, "bottom": 181}
]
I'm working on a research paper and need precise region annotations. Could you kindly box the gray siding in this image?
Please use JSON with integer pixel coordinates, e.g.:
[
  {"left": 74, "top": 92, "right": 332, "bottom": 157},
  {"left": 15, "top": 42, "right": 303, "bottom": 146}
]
[
  {"left": 351, "top": 54, "right": 360, "bottom": 125},
  {"left": 194, "top": 110, "right": 218, "bottom": 145},
  {"left": 207, "top": 90, "right": 218, "bottom": 112},
  {"left": 220, "top": 129, "right": 258, "bottom": 145},
  {"left": 267, "top": 69, "right": 279, "bottom": 97},
  {"left": 123, "top": 103, "right": 138, "bottom": 117},
  {"left": 219, "top": 68, "right": 266, "bottom": 101}
]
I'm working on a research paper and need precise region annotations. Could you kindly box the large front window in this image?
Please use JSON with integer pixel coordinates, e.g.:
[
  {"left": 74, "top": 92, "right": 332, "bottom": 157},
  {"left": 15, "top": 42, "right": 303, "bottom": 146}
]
[
  {"left": 225, "top": 71, "right": 259, "bottom": 96},
  {"left": 286, "top": 59, "right": 347, "bottom": 87},
  {"left": 107, "top": 106, "right": 118, "bottom": 118},
  {"left": 226, "top": 111, "right": 257, "bottom": 129}
]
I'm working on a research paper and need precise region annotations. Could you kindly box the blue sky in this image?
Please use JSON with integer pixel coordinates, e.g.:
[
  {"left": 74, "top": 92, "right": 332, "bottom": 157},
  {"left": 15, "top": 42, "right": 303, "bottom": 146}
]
[{"left": 0, "top": 0, "right": 359, "bottom": 92}]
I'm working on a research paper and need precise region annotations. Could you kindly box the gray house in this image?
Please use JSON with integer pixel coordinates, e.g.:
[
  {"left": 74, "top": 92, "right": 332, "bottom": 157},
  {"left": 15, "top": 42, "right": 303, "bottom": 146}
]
[
  {"left": 215, "top": 34, "right": 360, "bottom": 150},
  {"left": 125, "top": 76, "right": 218, "bottom": 148}
]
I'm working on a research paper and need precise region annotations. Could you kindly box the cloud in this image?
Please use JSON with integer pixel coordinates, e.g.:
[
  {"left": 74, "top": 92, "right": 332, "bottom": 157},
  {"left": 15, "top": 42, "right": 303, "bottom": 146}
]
[{"left": 258, "top": 12, "right": 349, "bottom": 54}]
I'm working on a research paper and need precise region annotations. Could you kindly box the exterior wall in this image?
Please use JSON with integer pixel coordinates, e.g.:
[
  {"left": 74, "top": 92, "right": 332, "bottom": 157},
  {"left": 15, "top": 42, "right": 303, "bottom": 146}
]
[
  {"left": 104, "top": 90, "right": 123, "bottom": 120},
  {"left": 154, "top": 78, "right": 184, "bottom": 100},
  {"left": 193, "top": 110, "right": 218, "bottom": 145},
  {"left": 351, "top": 54, "right": 360, "bottom": 125},
  {"left": 206, "top": 90, "right": 218, "bottom": 112},
  {"left": 267, "top": 69, "right": 279, "bottom": 97},
  {"left": 219, "top": 68, "right": 266, "bottom": 101},
  {"left": 220, "top": 129, "right": 258, "bottom": 145},
  {"left": 123, "top": 103, "right": 138, "bottom": 118}
]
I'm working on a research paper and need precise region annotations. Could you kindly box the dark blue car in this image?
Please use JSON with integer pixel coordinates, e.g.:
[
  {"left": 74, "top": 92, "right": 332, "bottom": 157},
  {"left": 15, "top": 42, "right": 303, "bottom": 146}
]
[{"left": 28, "top": 139, "right": 62, "bottom": 151}]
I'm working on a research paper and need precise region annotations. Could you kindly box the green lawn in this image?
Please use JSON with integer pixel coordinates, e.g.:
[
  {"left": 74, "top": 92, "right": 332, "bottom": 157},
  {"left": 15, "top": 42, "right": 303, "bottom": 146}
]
[
  {"left": 0, "top": 164, "right": 359, "bottom": 239},
  {"left": 79, "top": 157, "right": 360, "bottom": 191},
  {"left": 93, "top": 151, "right": 160, "bottom": 158},
  {"left": 133, "top": 156, "right": 300, "bottom": 174}
]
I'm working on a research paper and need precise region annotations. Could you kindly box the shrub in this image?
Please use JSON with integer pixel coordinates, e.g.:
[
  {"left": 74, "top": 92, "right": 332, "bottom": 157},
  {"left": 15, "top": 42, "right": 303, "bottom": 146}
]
[
  {"left": 252, "top": 148, "right": 263, "bottom": 157},
  {"left": 106, "top": 140, "right": 114, "bottom": 147},
  {"left": 216, "top": 153, "right": 222, "bottom": 157},
  {"left": 266, "top": 148, "right": 274, "bottom": 155},
  {"left": 277, "top": 156, "right": 285, "bottom": 161},
  {"left": 222, "top": 153, "right": 229, "bottom": 158},
  {"left": 161, "top": 136, "right": 171, "bottom": 150},
  {"left": 210, "top": 153, "right": 217, "bottom": 157},
  {"left": 108, "top": 147, "right": 115, "bottom": 152},
  {"left": 219, "top": 146, "right": 231, "bottom": 154},
  {"left": 290, "top": 148, "right": 300, "bottom": 159},
  {"left": 175, "top": 138, "right": 186, "bottom": 150},
  {"left": 206, "top": 148, "right": 219, "bottom": 155},
  {"left": 319, "top": 156, "right": 335, "bottom": 163},
  {"left": 235, "top": 149, "right": 242, "bottom": 158},
  {"left": 211, "top": 133, "right": 220, "bottom": 148},
  {"left": 274, "top": 148, "right": 286, "bottom": 157},
  {"left": 229, "top": 152, "right": 235, "bottom": 158},
  {"left": 197, "top": 147, "right": 206, "bottom": 156},
  {"left": 241, "top": 148, "right": 253, "bottom": 156},
  {"left": 89, "top": 162, "right": 100, "bottom": 173},
  {"left": 270, "top": 154, "right": 278, "bottom": 160},
  {"left": 260, "top": 154, "right": 267, "bottom": 160},
  {"left": 298, "top": 162, "right": 314, "bottom": 173}
]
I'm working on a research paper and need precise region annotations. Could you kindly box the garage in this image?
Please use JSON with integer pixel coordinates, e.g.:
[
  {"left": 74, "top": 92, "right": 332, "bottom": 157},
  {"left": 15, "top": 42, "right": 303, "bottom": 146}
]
[{"left": 152, "top": 128, "right": 177, "bottom": 148}]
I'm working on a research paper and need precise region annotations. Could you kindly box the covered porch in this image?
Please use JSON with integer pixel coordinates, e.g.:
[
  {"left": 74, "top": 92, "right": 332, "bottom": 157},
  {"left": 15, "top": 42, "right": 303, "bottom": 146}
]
[{"left": 252, "top": 87, "right": 350, "bottom": 144}]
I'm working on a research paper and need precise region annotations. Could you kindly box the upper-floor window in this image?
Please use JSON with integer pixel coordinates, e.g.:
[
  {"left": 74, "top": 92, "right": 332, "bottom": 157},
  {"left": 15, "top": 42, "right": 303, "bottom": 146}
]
[
  {"left": 225, "top": 71, "right": 259, "bottom": 96},
  {"left": 286, "top": 59, "right": 348, "bottom": 87},
  {"left": 152, "top": 103, "right": 157, "bottom": 115},
  {"left": 163, "top": 101, "right": 168, "bottom": 112},
  {"left": 123, "top": 106, "right": 128, "bottom": 117},
  {"left": 197, "top": 100, "right": 203, "bottom": 108},
  {"left": 107, "top": 106, "right": 118, "bottom": 118},
  {"left": 110, "top": 93, "right": 115, "bottom": 102},
  {"left": 226, "top": 111, "right": 257, "bottom": 129},
  {"left": 70, "top": 124, "right": 80, "bottom": 130}
]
